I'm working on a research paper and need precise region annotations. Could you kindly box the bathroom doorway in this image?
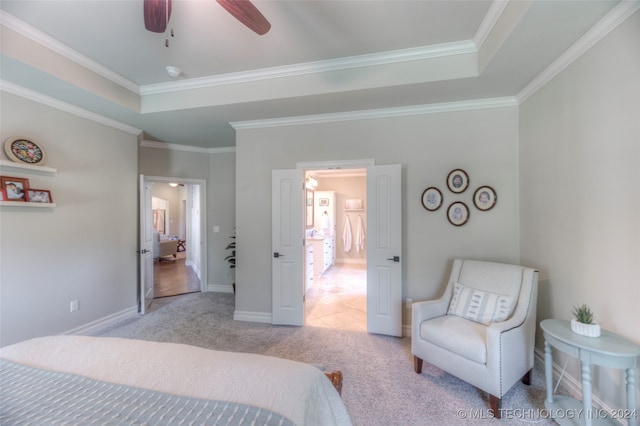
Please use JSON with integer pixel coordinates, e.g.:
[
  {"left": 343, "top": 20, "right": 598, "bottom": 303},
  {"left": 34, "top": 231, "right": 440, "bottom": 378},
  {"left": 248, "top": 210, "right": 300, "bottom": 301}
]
[{"left": 304, "top": 168, "right": 367, "bottom": 331}]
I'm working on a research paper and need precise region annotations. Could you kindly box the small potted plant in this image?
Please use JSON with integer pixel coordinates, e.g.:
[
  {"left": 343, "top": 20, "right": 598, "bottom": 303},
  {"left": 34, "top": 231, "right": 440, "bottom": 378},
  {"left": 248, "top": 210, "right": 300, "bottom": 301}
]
[{"left": 571, "top": 304, "right": 600, "bottom": 337}]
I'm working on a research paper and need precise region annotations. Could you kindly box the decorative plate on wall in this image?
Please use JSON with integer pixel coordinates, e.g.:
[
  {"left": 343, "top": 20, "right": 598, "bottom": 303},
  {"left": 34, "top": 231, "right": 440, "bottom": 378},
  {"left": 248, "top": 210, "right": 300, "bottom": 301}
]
[
  {"left": 447, "top": 169, "right": 469, "bottom": 193},
  {"left": 4, "top": 137, "right": 47, "bottom": 166},
  {"left": 447, "top": 202, "right": 469, "bottom": 226},
  {"left": 421, "top": 187, "right": 443, "bottom": 211},
  {"left": 473, "top": 186, "right": 497, "bottom": 211}
]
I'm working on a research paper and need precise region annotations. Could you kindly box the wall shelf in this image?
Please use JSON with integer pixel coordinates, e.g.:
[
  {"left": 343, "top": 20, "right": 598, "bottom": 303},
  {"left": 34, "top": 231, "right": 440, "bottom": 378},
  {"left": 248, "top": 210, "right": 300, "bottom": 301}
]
[
  {"left": 0, "top": 201, "right": 56, "bottom": 208},
  {"left": 0, "top": 159, "right": 57, "bottom": 174}
]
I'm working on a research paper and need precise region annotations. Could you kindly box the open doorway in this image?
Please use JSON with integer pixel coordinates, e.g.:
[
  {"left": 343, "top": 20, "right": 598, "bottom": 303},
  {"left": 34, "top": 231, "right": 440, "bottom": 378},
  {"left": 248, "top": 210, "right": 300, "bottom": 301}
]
[
  {"left": 303, "top": 168, "right": 367, "bottom": 331},
  {"left": 146, "top": 178, "right": 205, "bottom": 299}
]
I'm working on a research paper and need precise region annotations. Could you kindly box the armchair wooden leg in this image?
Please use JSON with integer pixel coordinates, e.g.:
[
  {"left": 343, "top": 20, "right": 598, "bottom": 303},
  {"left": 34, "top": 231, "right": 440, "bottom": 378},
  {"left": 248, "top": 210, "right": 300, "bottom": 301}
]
[
  {"left": 521, "top": 369, "right": 532, "bottom": 386},
  {"left": 413, "top": 356, "right": 423, "bottom": 374},
  {"left": 489, "top": 394, "right": 502, "bottom": 419}
]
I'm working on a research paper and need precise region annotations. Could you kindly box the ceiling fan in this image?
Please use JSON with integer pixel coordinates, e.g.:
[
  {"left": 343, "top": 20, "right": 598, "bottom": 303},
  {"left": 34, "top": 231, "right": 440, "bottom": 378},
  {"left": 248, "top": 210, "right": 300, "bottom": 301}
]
[{"left": 144, "top": 0, "right": 271, "bottom": 36}]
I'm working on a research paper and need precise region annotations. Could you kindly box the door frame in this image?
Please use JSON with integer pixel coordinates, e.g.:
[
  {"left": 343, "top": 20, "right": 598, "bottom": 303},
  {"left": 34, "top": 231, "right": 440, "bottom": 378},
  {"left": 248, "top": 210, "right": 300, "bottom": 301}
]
[
  {"left": 139, "top": 176, "right": 154, "bottom": 314},
  {"left": 139, "top": 176, "right": 207, "bottom": 313},
  {"left": 296, "top": 159, "right": 375, "bottom": 323}
]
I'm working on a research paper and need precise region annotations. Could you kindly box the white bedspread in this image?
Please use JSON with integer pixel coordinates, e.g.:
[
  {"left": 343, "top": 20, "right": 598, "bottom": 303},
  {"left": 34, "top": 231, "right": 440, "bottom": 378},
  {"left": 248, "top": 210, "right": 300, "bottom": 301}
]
[{"left": 0, "top": 335, "right": 352, "bottom": 426}]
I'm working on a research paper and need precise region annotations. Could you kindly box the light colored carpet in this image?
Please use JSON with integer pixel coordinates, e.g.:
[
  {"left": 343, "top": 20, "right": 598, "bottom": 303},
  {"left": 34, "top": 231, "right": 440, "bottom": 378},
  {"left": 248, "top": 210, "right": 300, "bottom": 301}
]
[{"left": 96, "top": 292, "right": 565, "bottom": 425}]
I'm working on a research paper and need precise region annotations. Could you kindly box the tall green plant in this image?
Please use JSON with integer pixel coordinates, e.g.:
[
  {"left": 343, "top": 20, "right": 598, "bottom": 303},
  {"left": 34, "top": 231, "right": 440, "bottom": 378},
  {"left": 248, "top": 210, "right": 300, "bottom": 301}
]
[
  {"left": 225, "top": 230, "right": 236, "bottom": 293},
  {"left": 224, "top": 233, "right": 235, "bottom": 269}
]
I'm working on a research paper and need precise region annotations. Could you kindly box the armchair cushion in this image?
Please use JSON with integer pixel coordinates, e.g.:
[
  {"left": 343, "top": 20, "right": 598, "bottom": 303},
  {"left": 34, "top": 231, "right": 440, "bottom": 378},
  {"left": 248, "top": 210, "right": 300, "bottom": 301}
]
[
  {"left": 447, "top": 282, "right": 515, "bottom": 324},
  {"left": 420, "top": 315, "right": 487, "bottom": 363}
]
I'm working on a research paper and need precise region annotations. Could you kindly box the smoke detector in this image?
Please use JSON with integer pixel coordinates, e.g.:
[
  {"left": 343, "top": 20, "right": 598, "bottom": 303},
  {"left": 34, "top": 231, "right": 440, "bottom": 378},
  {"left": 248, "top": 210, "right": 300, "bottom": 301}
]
[{"left": 166, "top": 66, "right": 181, "bottom": 78}]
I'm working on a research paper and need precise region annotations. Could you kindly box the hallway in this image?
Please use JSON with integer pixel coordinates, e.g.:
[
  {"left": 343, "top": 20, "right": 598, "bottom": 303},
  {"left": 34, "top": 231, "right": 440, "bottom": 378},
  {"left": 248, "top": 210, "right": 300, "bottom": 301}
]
[
  {"left": 305, "top": 263, "right": 366, "bottom": 331},
  {"left": 154, "top": 252, "right": 201, "bottom": 298}
]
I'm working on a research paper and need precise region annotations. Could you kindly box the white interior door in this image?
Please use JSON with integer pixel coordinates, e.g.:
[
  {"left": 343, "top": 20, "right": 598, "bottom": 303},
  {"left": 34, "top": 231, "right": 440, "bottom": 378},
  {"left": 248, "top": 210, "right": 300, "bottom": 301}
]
[
  {"left": 366, "top": 164, "right": 402, "bottom": 336},
  {"left": 139, "top": 175, "right": 154, "bottom": 314},
  {"left": 272, "top": 169, "right": 304, "bottom": 325}
]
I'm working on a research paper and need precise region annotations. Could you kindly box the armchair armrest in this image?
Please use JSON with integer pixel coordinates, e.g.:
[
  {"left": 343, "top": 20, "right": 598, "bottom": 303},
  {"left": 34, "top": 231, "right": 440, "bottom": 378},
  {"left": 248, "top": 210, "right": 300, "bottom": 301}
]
[
  {"left": 486, "top": 276, "right": 538, "bottom": 340},
  {"left": 412, "top": 281, "right": 454, "bottom": 326},
  {"left": 486, "top": 278, "right": 538, "bottom": 372}
]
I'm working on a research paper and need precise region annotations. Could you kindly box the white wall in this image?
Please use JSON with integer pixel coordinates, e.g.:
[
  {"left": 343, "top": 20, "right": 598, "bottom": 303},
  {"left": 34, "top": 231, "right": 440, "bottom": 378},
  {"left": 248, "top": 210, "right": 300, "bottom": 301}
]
[
  {"left": 520, "top": 10, "right": 640, "bottom": 410},
  {"left": 235, "top": 106, "right": 521, "bottom": 323},
  {"left": 0, "top": 92, "right": 138, "bottom": 347}
]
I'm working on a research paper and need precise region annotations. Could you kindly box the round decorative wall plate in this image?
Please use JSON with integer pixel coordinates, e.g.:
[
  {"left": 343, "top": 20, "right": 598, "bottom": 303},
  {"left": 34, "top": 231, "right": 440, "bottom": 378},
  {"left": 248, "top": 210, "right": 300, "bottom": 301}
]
[
  {"left": 4, "top": 137, "right": 47, "bottom": 166},
  {"left": 421, "top": 187, "right": 443, "bottom": 211},
  {"left": 447, "top": 169, "right": 469, "bottom": 193}
]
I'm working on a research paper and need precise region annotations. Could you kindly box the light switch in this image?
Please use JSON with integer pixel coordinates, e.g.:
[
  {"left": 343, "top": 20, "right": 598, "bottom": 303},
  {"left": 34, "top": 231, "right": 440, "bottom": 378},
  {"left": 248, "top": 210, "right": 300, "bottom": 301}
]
[{"left": 213, "top": 226, "right": 220, "bottom": 233}]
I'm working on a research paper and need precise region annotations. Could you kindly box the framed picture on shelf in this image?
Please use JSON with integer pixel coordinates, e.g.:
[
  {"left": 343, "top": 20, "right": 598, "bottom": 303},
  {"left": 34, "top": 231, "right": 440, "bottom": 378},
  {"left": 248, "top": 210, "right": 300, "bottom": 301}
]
[
  {"left": 0, "top": 176, "right": 29, "bottom": 201},
  {"left": 447, "top": 169, "right": 469, "bottom": 193},
  {"left": 447, "top": 202, "right": 469, "bottom": 226},
  {"left": 473, "top": 186, "right": 497, "bottom": 211},
  {"left": 421, "top": 187, "right": 443, "bottom": 211},
  {"left": 0, "top": 189, "right": 6, "bottom": 201},
  {"left": 26, "top": 189, "right": 53, "bottom": 203}
]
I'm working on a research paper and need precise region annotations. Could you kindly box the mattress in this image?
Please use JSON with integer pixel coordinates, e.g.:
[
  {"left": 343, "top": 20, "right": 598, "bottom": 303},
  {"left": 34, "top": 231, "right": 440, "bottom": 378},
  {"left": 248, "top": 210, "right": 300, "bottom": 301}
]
[{"left": 0, "top": 335, "right": 352, "bottom": 426}]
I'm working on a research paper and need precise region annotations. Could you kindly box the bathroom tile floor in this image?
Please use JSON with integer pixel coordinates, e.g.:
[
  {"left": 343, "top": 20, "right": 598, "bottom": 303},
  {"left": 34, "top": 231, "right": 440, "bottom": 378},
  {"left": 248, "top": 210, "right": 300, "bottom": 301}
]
[{"left": 305, "top": 263, "right": 366, "bottom": 331}]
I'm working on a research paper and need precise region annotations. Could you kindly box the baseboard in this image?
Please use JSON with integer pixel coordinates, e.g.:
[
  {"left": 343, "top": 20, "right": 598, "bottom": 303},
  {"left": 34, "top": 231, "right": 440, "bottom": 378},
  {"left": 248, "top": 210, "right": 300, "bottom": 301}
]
[
  {"left": 532, "top": 348, "right": 625, "bottom": 425},
  {"left": 207, "top": 284, "right": 234, "bottom": 293},
  {"left": 62, "top": 306, "right": 138, "bottom": 336},
  {"left": 186, "top": 260, "right": 201, "bottom": 280},
  {"left": 402, "top": 323, "right": 411, "bottom": 337},
  {"left": 233, "top": 310, "right": 272, "bottom": 323}
]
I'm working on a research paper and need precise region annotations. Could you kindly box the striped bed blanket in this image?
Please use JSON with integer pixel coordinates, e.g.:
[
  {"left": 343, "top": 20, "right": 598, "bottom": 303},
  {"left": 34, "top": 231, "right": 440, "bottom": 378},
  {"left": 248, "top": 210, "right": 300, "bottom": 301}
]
[{"left": 0, "top": 359, "right": 294, "bottom": 425}]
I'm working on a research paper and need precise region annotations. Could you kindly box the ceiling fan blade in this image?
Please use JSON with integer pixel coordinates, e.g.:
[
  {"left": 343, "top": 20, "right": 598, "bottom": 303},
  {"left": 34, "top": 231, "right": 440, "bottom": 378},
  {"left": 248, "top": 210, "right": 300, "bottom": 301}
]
[
  {"left": 144, "top": 0, "right": 172, "bottom": 33},
  {"left": 216, "top": 0, "right": 271, "bottom": 35}
]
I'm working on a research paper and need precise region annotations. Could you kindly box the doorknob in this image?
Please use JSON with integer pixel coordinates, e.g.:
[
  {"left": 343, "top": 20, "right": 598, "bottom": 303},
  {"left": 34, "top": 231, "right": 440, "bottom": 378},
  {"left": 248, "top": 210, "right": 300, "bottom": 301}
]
[
  {"left": 386, "top": 256, "right": 400, "bottom": 262},
  {"left": 137, "top": 249, "right": 150, "bottom": 254},
  {"left": 273, "top": 252, "right": 284, "bottom": 258}
]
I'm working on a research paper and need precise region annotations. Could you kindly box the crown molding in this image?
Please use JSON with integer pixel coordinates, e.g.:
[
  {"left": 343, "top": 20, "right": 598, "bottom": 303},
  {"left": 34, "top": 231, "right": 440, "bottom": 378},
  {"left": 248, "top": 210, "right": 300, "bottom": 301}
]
[
  {"left": 297, "top": 159, "right": 375, "bottom": 171},
  {"left": 1, "top": 80, "right": 141, "bottom": 136},
  {"left": 231, "top": 97, "right": 518, "bottom": 130},
  {"left": 0, "top": 11, "right": 140, "bottom": 94},
  {"left": 517, "top": 0, "right": 640, "bottom": 104},
  {"left": 139, "top": 41, "right": 477, "bottom": 96},
  {"left": 140, "top": 140, "right": 235, "bottom": 154},
  {"left": 473, "top": 0, "right": 511, "bottom": 49}
]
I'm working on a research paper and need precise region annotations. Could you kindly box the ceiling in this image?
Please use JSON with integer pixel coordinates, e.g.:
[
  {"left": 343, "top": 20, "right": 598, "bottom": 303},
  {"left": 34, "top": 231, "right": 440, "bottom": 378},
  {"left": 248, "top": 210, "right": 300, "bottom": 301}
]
[{"left": 0, "top": 0, "right": 622, "bottom": 148}]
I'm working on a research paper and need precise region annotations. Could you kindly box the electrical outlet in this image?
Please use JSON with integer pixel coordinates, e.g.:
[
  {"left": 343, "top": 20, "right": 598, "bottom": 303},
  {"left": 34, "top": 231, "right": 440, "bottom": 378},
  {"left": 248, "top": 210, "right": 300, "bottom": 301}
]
[
  {"left": 405, "top": 298, "right": 413, "bottom": 309},
  {"left": 70, "top": 300, "right": 79, "bottom": 312}
]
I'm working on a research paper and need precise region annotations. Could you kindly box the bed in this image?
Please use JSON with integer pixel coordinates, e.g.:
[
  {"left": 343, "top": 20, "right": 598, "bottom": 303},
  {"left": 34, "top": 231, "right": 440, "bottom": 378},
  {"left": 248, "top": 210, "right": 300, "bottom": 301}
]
[{"left": 0, "top": 335, "right": 351, "bottom": 425}]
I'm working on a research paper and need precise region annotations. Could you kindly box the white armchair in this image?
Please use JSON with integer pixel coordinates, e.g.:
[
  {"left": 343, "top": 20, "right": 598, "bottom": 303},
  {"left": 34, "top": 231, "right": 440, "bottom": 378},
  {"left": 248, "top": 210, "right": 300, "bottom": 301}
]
[
  {"left": 153, "top": 232, "right": 178, "bottom": 261},
  {"left": 411, "top": 259, "right": 538, "bottom": 418}
]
